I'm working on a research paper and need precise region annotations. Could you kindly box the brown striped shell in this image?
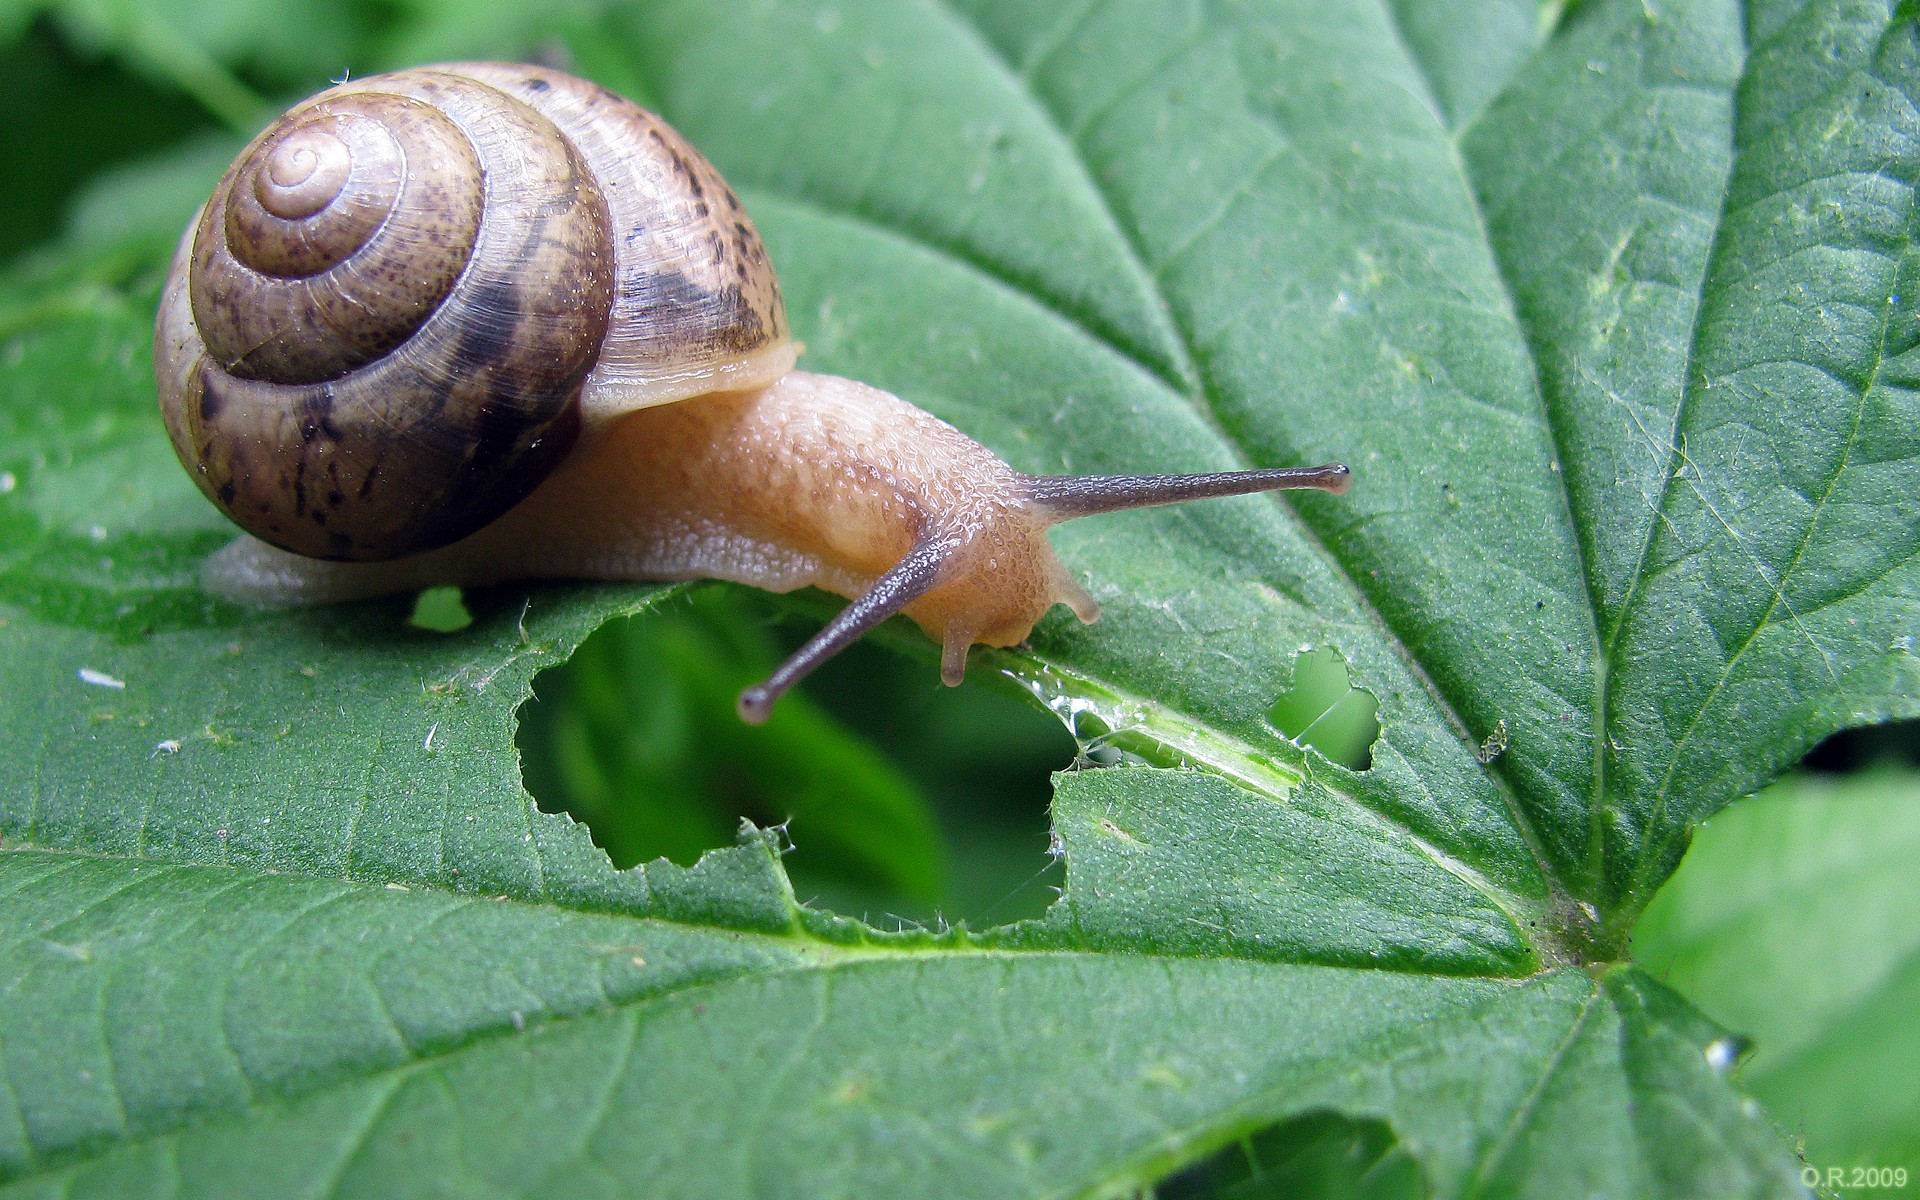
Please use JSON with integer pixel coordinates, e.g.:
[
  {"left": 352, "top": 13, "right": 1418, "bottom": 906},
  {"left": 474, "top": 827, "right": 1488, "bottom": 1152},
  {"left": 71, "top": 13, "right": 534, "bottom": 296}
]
[{"left": 155, "top": 63, "right": 794, "bottom": 561}]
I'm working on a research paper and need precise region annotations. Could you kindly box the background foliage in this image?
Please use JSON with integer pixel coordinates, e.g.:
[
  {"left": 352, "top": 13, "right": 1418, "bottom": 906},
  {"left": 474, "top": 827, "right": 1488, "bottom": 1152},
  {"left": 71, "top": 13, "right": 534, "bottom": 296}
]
[{"left": 1, "top": 0, "right": 1916, "bottom": 1196}]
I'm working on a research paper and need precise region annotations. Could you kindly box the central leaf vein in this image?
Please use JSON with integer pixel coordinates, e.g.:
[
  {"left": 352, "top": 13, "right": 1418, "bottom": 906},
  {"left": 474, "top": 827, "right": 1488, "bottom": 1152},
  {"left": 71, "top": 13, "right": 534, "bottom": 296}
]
[{"left": 919, "top": 0, "right": 1573, "bottom": 920}]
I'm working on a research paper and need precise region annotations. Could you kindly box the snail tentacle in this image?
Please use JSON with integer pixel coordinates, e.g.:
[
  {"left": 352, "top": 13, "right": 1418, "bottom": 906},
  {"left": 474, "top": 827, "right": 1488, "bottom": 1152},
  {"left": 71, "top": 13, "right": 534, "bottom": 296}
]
[
  {"left": 736, "top": 536, "right": 951, "bottom": 724},
  {"left": 1020, "top": 463, "right": 1352, "bottom": 518},
  {"left": 161, "top": 64, "right": 1353, "bottom": 725}
]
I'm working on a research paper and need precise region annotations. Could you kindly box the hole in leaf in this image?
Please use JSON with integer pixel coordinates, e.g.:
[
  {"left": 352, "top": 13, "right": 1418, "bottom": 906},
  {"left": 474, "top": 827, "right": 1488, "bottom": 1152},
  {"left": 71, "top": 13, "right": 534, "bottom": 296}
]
[
  {"left": 1800, "top": 718, "right": 1920, "bottom": 774},
  {"left": 1266, "top": 647, "right": 1380, "bottom": 770},
  {"left": 517, "top": 585, "right": 1076, "bottom": 928},
  {"left": 1151, "top": 1111, "right": 1427, "bottom": 1200},
  {"left": 408, "top": 585, "right": 473, "bottom": 633}
]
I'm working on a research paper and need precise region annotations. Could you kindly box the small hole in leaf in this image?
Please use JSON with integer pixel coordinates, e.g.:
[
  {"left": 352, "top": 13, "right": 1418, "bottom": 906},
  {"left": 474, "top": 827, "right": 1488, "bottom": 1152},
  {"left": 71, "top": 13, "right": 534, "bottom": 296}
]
[
  {"left": 517, "top": 585, "right": 1075, "bottom": 929},
  {"left": 408, "top": 585, "right": 473, "bottom": 633},
  {"left": 1266, "top": 647, "right": 1380, "bottom": 770},
  {"left": 1152, "top": 1110, "right": 1427, "bottom": 1200}
]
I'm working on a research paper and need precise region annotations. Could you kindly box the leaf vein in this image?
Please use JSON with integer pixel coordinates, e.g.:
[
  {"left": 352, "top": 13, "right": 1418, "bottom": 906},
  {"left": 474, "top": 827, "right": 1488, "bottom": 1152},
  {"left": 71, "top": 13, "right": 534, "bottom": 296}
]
[
  {"left": 1465, "top": 979, "right": 1606, "bottom": 1194},
  {"left": 935, "top": 0, "right": 1572, "bottom": 922},
  {"left": 926, "top": 0, "right": 1201, "bottom": 395},
  {"left": 1376, "top": 0, "right": 1599, "bottom": 895},
  {"left": 310, "top": 1074, "right": 410, "bottom": 1200}
]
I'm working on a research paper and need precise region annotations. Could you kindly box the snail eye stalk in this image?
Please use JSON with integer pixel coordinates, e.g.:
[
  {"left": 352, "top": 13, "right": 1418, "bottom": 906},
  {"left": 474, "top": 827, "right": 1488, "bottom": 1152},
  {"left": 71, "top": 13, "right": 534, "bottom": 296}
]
[
  {"left": 736, "top": 537, "right": 950, "bottom": 724},
  {"left": 736, "top": 462, "right": 1351, "bottom": 722}
]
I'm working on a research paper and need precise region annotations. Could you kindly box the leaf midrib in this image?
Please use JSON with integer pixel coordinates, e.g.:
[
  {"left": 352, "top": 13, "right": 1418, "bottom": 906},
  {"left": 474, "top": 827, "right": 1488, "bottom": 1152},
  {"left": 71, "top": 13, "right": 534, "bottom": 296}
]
[
  {"left": 0, "top": 845, "right": 1559, "bottom": 1186},
  {"left": 1372, "top": 0, "right": 1606, "bottom": 907},
  {"left": 918, "top": 0, "right": 1574, "bottom": 922}
]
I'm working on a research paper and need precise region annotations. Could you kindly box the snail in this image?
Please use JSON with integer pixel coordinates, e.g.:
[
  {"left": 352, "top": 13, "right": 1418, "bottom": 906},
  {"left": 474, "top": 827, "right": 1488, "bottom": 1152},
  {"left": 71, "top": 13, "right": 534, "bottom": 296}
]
[{"left": 154, "top": 63, "right": 1351, "bottom": 723}]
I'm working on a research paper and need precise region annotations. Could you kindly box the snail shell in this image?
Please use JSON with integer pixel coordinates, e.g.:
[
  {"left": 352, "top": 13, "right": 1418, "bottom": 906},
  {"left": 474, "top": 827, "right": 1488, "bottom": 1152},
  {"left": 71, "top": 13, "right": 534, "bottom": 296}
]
[
  {"left": 157, "top": 63, "right": 1353, "bottom": 721},
  {"left": 155, "top": 63, "right": 793, "bottom": 560}
]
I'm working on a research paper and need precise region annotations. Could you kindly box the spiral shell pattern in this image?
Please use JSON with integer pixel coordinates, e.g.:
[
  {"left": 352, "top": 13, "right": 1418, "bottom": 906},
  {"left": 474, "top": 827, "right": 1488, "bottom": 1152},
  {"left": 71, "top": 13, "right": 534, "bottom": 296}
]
[
  {"left": 194, "top": 95, "right": 487, "bottom": 384},
  {"left": 156, "top": 64, "right": 793, "bottom": 561}
]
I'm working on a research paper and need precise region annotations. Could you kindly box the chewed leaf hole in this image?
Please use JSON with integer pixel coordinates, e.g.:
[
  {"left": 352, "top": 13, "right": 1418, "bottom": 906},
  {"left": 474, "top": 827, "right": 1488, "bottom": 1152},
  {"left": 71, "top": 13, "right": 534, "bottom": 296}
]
[
  {"left": 517, "top": 585, "right": 1075, "bottom": 929},
  {"left": 1267, "top": 648, "right": 1380, "bottom": 771},
  {"left": 1801, "top": 717, "right": 1920, "bottom": 773},
  {"left": 1152, "top": 1111, "right": 1426, "bottom": 1200},
  {"left": 408, "top": 585, "right": 473, "bottom": 633}
]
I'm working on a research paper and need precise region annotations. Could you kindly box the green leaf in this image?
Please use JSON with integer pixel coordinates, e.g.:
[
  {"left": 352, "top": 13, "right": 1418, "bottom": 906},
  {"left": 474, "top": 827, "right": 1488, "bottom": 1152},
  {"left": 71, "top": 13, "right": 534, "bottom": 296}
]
[
  {"left": 1602, "top": 0, "right": 1920, "bottom": 916},
  {"left": 0, "top": 850, "right": 1799, "bottom": 1199},
  {"left": 1635, "top": 769, "right": 1920, "bottom": 1191},
  {"left": 5, "top": 0, "right": 1915, "bottom": 1193}
]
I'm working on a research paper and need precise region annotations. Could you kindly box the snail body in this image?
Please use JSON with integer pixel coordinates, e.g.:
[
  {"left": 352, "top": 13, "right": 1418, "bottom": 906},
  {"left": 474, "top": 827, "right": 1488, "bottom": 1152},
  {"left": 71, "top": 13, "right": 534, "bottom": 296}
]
[{"left": 157, "top": 63, "right": 1350, "bottom": 721}]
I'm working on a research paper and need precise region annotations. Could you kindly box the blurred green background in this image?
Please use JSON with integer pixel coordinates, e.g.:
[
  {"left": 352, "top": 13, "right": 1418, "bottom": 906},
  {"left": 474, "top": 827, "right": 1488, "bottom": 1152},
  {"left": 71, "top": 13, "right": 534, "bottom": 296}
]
[{"left": 3, "top": 9, "right": 1915, "bottom": 1185}]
